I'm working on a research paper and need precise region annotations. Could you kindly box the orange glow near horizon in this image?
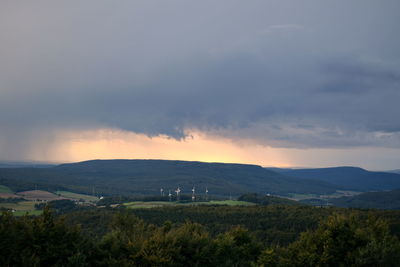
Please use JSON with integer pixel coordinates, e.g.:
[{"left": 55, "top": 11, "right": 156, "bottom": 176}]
[
  {"left": 23, "top": 128, "right": 400, "bottom": 170},
  {"left": 41, "top": 129, "right": 293, "bottom": 167}
]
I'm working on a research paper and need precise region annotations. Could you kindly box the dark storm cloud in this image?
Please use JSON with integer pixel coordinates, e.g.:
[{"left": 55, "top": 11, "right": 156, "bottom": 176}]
[
  {"left": 1, "top": 0, "right": 400, "bottom": 157},
  {"left": 319, "top": 59, "right": 400, "bottom": 94}
]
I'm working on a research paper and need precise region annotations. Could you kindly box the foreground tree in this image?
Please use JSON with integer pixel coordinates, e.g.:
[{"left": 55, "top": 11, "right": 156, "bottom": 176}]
[
  {"left": 97, "top": 214, "right": 260, "bottom": 266},
  {"left": 96, "top": 212, "right": 151, "bottom": 266},
  {"left": 0, "top": 207, "right": 91, "bottom": 266},
  {"left": 213, "top": 226, "right": 262, "bottom": 267},
  {"left": 139, "top": 221, "right": 213, "bottom": 266},
  {"left": 258, "top": 213, "right": 400, "bottom": 267}
]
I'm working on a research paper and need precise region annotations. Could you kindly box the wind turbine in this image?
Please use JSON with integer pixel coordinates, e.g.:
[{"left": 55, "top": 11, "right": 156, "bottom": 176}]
[
  {"left": 205, "top": 187, "right": 209, "bottom": 201},
  {"left": 175, "top": 187, "right": 181, "bottom": 201},
  {"left": 160, "top": 188, "right": 164, "bottom": 197},
  {"left": 191, "top": 186, "right": 196, "bottom": 201},
  {"left": 168, "top": 190, "right": 172, "bottom": 201}
]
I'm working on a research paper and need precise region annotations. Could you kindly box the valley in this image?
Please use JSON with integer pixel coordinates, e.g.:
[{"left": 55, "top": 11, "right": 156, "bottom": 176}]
[
  {"left": 1, "top": 159, "right": 400, "bottom": 265},
  {"left": 2, "top": 159, "right": 400, "bottom": 213}
]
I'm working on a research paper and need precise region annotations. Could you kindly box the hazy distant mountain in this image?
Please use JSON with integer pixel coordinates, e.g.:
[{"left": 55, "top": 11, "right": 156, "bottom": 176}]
[
  {"left": 269, "top": 166, "right": 400, "bottom": 191},
  {"left": 0, "top": 159, "right": 338, "bottom": 196},
  {"left": 0, "top": 161, "right": 54, "bottom": 168},
  {"left": 388, "top": 169, "right": 400, "bottom": 174},
  {"left": 331, "top": 189, "right": 400, "bottom": 210}
]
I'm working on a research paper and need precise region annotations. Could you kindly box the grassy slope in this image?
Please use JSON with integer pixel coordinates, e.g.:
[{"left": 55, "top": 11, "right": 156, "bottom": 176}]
[
  {"left": 0, "top": 185, "right": 13, "bottom": 193},
  {"left": 1, "top": 189, "right": 97, "bottom": 217},
  {"left": 207, "top": 200, "right": 255, "bottom": 206},
  {"left": 56, "top": 191, "right": 99, "bottom": 202},
  {"left": 16, "top": 190, "right": 63, "bottom": 201},
  {"left": 0, "top": 201, "right": 42, "bottom": 216},
  {"left": 0, "top": 187, "right": 44, "bottom": 216},
  {"left": 123, "top": 200, "right": 255, "bottom": 209}
]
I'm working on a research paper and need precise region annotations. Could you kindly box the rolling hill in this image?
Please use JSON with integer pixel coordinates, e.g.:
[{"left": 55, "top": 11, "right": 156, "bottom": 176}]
[
  {"left": 0, "top": 159, "right": 338, "bottom": 196},
  {"left": 268, "top": 166, "right": 400, "bottom": 191},
  {"left": 331, "top": 189, "right": 400, "bottom": 210}
]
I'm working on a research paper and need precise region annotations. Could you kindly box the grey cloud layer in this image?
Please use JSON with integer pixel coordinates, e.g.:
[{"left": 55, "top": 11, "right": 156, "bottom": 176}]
[{"left": 1, "top": 0, "right": 400, "bottom": 155}]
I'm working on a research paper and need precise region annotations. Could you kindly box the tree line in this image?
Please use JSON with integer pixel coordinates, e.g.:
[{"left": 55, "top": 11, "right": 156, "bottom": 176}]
[{"left": 1, "top": 206, "right": 400, "bottom": 266}]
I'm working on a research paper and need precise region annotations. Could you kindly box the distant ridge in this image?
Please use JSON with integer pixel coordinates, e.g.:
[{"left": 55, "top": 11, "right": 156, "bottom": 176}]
[
  {"left": 331, "top": 189, "right": 400, "bottom": 210},
  {"left": 269, "top": 166, "right": 400, "bottom": 191},
  {"left": 0, "top": 161, "right": 55, "bottom": 168},
  {"left": 0, "top": 159, "right": 338, "bottom": 196}
]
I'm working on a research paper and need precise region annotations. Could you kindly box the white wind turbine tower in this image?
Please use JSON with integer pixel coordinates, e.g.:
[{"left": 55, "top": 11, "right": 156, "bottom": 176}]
[
  {"left": 168, "top": 190, "right": 172, "bottom": 201},
  {"left": 205, "top": 187, "right": 209, "bottom": 201},
  {"left": 175, "top": 187, "right": 181, "bottom": 201},
  {"left": 191, "top": 186, "right": 196, "bottom": 201},
  {"left": 160, "top": 188, "right": 164, "bottom": 197}
]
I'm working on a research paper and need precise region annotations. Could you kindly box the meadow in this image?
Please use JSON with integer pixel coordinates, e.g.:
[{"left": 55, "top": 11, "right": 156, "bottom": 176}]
[
  {"left": 0, "top": 187, "right": 97, "bottom": 216},
  {"left": 123, "top": 200, "right": 255, "bottom": 209},
  {"left": 56, "top": 191, "right": 99, "bottom": 202},
  {"left": 0, "top": 201, "right": 42, "bottom": 216}
]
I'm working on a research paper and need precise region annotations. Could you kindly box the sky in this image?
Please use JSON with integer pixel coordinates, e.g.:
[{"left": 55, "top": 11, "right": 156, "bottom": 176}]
[{"left": 0, "top": 0, "right": 399, "bottom": 170}]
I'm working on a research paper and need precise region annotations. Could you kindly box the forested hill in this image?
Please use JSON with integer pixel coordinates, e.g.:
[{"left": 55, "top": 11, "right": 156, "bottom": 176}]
[
  {"left": 331, "top": 189, "right": 400, "bottom": 210},
  {"left": 269, "top": 166, "right": 400, "bottom": 191},
  {"left": 0, "top": 159, "right": 338, "bottom": 196}
]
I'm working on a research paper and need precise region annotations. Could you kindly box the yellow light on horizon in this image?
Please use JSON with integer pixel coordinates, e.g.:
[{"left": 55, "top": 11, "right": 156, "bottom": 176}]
[{"left": 42, "top": 128, "right": 293, "bottom": 167}]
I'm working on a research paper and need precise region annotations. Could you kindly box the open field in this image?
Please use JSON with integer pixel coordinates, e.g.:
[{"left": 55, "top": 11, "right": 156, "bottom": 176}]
[
  {"left": 124, "top": 201, "right": 175, "bottom": 209},
  {"left": 325, "top": 190, "right": 362, "bottom": 198},
  {"left": 206, "top": 200, "right": 255, "bottom": 206},
  {"left": 0, "top": 201, "right": 42, "bottom": 216},
  {"left": 0, "top": 189, "right": 97, "bottom": 216},
  {"left": 0, "top": 189, "right": 99, "bottom": 217},
  {"left": 56, "top": 191, "right": 99, "bottom": 202},
  {"left": 288, "top": 190, "right": 362, "bottom": 201},
  {"left": 16, "top": 190, "right": 65, "bottom": 201},
  {"left": 287, "top": 193, "right": 317, "bottom": 200},
  {"left": 124, "top": 200, "right": 255, "bottom": 209},
  {"left": 0, "top": 193, "right": 20, "bottom": 199},
  {"left": 0, "top": 185, "right": 13, "bottom": 193},
  {"left": 12, "top": 210, "right": 42, "bottom": 216},
  {"left": 0, "top": 201, "right": 36, "bottom": 210}
]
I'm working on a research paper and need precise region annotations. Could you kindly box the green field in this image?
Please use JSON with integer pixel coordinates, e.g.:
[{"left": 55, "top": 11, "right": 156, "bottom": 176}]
[
  {"left": 12, "top": 210, "right": 43, "bottom": 216},
  {"left": 124, "top": 200, "right": 255, "bottom": 209},
  {"left": 55, "top": 191, "right": 99, "bottom": 202},
  {"left": 206, "top": 200, "right": 255, "bottom": 206},
  {"left": 287, "top": 193, "right": 318, "bottom": 200},
  {"left": 0, "top": 201, "right": 42, "bottom": 216},
  {"left": 124, "top": 201, "right": 175, "bottom": 209},
  {"left": 0, "top": 185, "right": 13, "bottom": 193}
]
